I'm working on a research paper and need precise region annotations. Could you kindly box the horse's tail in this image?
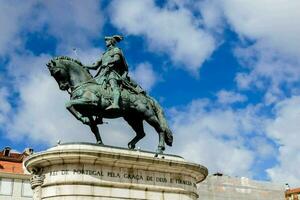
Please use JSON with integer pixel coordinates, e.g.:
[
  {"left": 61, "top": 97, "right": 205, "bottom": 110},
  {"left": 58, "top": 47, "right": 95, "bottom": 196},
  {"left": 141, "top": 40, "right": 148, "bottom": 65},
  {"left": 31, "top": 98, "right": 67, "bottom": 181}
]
[{"left": 149, "top": 96, "right": 173, "bottom": 146}]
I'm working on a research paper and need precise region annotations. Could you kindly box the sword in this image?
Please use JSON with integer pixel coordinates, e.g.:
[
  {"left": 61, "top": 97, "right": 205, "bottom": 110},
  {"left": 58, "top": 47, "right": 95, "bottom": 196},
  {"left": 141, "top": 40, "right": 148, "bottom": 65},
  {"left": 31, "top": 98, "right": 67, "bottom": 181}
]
[{"left": 112, "top": 70, "right": 140, "bottom": 93}]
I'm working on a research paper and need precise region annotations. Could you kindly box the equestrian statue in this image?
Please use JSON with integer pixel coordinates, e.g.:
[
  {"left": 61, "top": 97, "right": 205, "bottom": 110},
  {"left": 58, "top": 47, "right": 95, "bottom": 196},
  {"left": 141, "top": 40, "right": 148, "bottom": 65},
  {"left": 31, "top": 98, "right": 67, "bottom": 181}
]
[{"left": 46, "top": 35, "right": 173, "bottom": 154}]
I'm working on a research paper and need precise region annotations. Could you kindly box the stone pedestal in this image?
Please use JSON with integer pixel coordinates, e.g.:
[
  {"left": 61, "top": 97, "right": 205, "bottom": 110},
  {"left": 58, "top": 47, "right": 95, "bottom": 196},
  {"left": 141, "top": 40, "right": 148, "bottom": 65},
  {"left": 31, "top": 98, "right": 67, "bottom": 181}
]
[{"left": 24, "top": 143, "right": 208, "bottom": 200}]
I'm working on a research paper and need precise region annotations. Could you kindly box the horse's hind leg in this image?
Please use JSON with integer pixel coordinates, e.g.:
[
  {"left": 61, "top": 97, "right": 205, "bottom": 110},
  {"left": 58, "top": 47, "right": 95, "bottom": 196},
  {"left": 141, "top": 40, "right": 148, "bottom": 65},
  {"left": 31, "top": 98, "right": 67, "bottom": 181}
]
[
  {"left": 145, "top": 116, "right": 165, "bottom": 154},
  {"left": 124, "top": 117, "right": 145, "bottom": 150}
]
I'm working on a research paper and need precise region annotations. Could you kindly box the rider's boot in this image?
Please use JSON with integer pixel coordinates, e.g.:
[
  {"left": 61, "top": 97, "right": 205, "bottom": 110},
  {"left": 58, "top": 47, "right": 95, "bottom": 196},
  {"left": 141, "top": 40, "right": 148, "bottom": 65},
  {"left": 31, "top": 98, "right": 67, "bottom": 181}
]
[
  {"left": 106, "top": 80, "right": 120, "bottom": 111},
  {"left": 106, "top": 91, "right": 120, "bottom": 110}
]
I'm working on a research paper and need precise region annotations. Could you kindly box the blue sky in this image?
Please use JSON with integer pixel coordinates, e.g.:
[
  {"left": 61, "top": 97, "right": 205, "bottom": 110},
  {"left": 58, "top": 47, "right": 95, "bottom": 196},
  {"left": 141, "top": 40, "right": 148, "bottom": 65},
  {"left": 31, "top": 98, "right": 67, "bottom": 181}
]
[{"left": 0, "top": 0, "right": 300, "bottom": 186}]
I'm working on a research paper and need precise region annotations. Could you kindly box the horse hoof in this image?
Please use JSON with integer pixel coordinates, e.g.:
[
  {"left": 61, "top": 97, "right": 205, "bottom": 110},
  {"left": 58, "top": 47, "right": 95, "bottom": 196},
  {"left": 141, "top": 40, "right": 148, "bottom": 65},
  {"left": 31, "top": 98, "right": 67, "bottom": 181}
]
[
  {"left": 128, "top": 143, "right": 135, "bottom": 149},
  {"left": 96, "top": 141, "right": 103, "bottom": 145},
  {"left": 156, "top": 149, "right": 163, "bottom": 155},
  {"left": 156, "top": 146, "right": 165, "bottom": 154}
]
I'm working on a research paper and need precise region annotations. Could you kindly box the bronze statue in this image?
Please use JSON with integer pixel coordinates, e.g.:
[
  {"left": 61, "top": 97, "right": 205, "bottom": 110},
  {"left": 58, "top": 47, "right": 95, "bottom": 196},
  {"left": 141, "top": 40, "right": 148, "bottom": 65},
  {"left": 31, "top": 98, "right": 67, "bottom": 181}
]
[
  {"left": 46, "top": 35, "right": 173, "bottom": 154},
  {"left": 86, "top": 35, "right": 126, "bottom": 111}
]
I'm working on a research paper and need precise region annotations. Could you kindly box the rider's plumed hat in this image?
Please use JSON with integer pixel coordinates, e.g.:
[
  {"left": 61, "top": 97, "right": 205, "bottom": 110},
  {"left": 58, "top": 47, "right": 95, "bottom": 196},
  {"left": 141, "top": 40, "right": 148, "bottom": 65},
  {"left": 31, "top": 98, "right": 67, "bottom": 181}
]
[{"left": 105, "top": 35, "right": 123, "bottom": 43}]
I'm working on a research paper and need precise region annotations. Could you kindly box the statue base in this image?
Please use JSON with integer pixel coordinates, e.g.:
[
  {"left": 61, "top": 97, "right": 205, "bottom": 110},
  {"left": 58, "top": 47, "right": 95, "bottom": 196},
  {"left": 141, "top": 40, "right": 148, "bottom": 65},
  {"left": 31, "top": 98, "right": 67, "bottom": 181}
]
[{"left": 24, "top": 143, "right": 208, "bottom": 200}]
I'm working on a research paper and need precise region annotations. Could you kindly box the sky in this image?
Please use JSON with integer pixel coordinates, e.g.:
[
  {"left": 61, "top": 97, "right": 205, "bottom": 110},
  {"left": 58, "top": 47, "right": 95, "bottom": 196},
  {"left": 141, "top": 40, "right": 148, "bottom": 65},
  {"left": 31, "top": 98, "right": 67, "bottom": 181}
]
[{"left": 0, "top": 0, "right": 300, "bottom": 187}]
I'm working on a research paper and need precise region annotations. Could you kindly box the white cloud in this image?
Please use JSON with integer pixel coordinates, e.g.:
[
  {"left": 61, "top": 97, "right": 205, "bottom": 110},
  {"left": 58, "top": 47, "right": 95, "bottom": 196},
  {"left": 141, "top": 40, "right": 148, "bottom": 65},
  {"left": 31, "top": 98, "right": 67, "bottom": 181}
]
[
  {"left": 189, "top": 0, "right": 300, "bottom": 103},
  {"left": 130, "top": 62, "right": 158, "bottom": 91},
  {"left": 76, "top": 48, "right": 103, "bottom": 66},
  {"left": 249, "top": 136, "right": 275, "bottom": 159},
  {"left": 217, "top": 90, "right": 247, "bottom": 105},
  {"left": 0, "top": 0, "right": 103, "bottom": 57},
  {"left": 196, "top": 0, "right": 224, "bottom": 33},
  {"left": 31, "top": 0, "right": 104, "bottom": 51},
  {"left": 221, "top": 0, "right": 300, "bottom": 58},
  {"left": 61, "top": 47, "right": 103, "bottom": 77},
  {"left": 0, "top": 88, "right": 11, "bottom": 124},
  {"left": 109, "top": 0, "right": 216, "bottom": 73},
  {"left": 218, "top": 0, "right": 300, "bottom": 102},
  {"left": 234, "top": 44, "right": 300, "bottom": 104},
  {"left": 0, "top": 1, "right": 35, "bottom": 56},
  {"left": 266, "top": 96, "right": 300, "bottom": 186},
  {"left": 167, "top": 99, "right": 265, "bottom": 177}
]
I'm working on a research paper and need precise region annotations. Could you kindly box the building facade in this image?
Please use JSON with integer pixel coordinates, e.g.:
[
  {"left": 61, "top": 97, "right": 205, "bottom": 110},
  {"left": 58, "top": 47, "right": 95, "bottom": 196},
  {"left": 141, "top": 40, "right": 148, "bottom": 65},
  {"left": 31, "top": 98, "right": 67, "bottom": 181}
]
[
  {"left": 0, "top": 147, "right": 33, "bottom": 200},
  {"left": 286, "top": 188, "right": 300, "bottom": 200},
  {"left": 197, "top": 174, "right": 285, "bottom": 200}
]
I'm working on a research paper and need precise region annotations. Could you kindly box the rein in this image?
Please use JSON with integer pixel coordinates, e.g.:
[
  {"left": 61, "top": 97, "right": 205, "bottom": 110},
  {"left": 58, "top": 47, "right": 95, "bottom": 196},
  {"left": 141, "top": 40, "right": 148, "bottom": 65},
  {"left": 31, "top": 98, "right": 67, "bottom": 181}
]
[{"left": 71, "top": 79, "right": 97, "bottom": 94}]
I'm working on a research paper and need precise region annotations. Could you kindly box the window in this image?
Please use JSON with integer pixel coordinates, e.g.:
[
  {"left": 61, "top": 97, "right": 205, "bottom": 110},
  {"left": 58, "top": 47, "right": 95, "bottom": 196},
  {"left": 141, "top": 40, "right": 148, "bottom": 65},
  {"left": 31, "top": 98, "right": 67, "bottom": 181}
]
[
  {"left": 3, "top": 147, "right": 11, "bottom": 157},
  {"left": 22, "top": 180, "right": 33, "bottom": 197},
  {"left": 0, "top": 178, "right": 13, "bottom": 195}
]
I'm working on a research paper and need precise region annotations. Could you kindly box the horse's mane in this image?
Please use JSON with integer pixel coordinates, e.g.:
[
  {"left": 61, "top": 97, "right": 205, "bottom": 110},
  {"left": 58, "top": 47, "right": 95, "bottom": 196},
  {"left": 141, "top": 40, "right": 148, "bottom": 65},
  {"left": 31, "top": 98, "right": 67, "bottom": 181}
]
[
  {"left": 53, "top": 56, "right": 84, "bottom": 66},
  {"left": 51, "top": 56, "right": 92, "bottom": 76}
]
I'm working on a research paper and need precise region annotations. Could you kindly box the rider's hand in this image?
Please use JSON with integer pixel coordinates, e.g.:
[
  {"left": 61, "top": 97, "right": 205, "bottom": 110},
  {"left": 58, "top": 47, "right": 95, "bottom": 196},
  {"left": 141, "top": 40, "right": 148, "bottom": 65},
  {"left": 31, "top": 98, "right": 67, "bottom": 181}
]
[{"left": 122, "top": 71, "right": 128, "bottom": 78}]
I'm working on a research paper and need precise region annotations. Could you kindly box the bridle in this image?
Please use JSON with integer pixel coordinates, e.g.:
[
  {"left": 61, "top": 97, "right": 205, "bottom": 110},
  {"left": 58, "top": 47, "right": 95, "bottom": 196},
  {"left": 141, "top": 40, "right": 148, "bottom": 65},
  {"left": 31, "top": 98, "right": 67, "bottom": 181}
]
[{"left": 47, "top": 60, "right": 72, "bottom": 94}]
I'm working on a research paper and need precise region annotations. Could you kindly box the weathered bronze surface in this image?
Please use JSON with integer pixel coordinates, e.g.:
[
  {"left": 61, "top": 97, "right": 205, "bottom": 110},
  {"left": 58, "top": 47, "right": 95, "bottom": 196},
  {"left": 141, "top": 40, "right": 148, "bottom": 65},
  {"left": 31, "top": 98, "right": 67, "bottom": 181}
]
[{"left": 46, "top": 35, "right": 173, "bottom": 154}]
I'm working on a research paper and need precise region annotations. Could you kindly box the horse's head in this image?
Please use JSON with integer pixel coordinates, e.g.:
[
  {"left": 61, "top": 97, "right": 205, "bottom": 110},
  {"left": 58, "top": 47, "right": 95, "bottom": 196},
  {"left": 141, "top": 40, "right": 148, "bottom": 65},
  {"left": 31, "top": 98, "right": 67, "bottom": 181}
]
[
  {"left": 46, "top": 58, "right": 70, "bottom": 91},
  {"left": 47, "top": 56, "right": 94, "bottom": 91}
]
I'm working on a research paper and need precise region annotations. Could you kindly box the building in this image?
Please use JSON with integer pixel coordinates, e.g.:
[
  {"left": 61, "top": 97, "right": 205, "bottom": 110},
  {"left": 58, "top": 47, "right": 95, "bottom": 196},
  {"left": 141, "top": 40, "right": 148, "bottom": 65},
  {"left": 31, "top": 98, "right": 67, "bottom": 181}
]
[
  {"left": 0, "top": 147, "right": 33, "bottom": 200},
  {"left": 197, "top": 173, "right": 285, "bottom": 200},
  {"left": 285, "top": 187, "right": 300, "bottom": 200}
]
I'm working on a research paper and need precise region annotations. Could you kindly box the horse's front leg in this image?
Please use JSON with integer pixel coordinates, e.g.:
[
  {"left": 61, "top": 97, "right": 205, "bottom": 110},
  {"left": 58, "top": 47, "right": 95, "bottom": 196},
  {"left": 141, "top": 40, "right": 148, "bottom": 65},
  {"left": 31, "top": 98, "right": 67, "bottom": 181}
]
[
  {"left": 88, "top": 116, "right": 103, "bottom": 144},
  {"left": 66, "top": 102, "right": 103, "bottom": 144},
  {"left": 66, "top": 102, "right": 90, "bottom": 124}
]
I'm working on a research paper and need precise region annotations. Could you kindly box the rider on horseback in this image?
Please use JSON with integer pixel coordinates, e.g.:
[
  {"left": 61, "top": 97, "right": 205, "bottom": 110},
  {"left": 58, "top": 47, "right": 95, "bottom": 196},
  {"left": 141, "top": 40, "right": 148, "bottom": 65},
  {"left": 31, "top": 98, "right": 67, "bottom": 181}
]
[
  {"left": 47, "top": 41, "right": 173, "bottom": 152},
  {"left": 86, "top": 35, "right": 144, "bottom": 111}
]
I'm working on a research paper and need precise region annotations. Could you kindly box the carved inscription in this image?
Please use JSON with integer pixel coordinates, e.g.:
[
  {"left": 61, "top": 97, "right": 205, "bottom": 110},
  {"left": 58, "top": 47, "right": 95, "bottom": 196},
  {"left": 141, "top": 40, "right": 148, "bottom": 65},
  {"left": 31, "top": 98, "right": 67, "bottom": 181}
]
[
  {"left": 73, "top": 169, "right": 103, "bottom": 176},
  {"left": 48, "top": 169, "right": 196, "bottom": 188}
]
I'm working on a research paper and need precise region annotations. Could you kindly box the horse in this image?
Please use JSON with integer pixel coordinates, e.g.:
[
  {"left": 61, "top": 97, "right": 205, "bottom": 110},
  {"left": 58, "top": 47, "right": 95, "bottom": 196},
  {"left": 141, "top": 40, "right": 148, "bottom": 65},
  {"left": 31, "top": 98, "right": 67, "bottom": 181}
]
[{"left": 46, "top": 56, "right": 173, "bottom": 154}]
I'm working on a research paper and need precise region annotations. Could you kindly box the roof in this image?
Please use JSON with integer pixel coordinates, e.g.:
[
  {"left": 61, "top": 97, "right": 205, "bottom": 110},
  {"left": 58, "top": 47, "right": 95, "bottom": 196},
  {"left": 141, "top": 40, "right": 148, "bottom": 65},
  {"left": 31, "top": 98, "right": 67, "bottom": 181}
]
[
  {"left": 0, "top": 147, "right": 32, "bottom": 175},
  {"left": 286, "top": 188, "right": 300, "bottom": 196},
  {"left": 0, "top": 152, "right": 24, "bottom": 162}
]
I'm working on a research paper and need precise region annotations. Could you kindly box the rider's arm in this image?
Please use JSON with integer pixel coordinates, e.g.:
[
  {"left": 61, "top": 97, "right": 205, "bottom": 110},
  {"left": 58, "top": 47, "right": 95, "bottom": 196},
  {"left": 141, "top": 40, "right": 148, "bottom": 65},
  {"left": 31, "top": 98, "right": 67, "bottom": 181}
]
[
  {"left": 108, "top": 48, "right": 123, "bottom": 66},
  {"left": 109, "top": 48, "right": 129, "bottom": 76},
  {"left": 86, "top": 59, "right": 102, "bottom": 70},
  {"left": 110, "top": 54, "right": 121, "bottom": 65}
]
